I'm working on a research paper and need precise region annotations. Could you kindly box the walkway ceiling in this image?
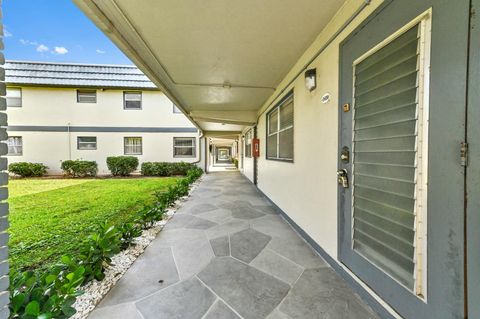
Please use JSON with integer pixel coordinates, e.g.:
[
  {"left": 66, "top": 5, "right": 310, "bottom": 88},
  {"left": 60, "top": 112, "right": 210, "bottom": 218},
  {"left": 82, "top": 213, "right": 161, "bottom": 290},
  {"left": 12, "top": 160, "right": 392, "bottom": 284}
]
[{"left": 74, "top": 0, "right": 345, "bottom": 134}]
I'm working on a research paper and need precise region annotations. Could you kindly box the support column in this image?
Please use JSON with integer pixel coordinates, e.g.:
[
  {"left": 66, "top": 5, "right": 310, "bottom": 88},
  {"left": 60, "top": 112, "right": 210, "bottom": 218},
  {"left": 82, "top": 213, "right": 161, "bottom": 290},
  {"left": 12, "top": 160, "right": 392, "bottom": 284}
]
[{"left": 0, "top": 3, "right": 10, "bottom": 318}]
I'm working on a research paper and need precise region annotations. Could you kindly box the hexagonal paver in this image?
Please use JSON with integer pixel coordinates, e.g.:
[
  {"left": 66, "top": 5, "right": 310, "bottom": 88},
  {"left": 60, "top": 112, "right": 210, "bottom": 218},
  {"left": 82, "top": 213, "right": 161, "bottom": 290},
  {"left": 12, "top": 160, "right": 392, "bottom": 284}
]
[
  {"left": 136, "top": 277, "right": 215, "bottom": 319},
  {"left": 97, "top": 246, "right": 179, "bottom": 307},
  {"left": 280, "top": 268, "right": 377, "bottom": 319},
  {"left": 204, "top": 301, "right": 240, "bottom": 319},
  {"left": 231, "top": 228, "right": 271, "bottom": 263},
  {"left": 210, "top": 236, "right": 230, "bottom": 257},
  {"left": 198, "top": 257, "right": 290, "bottom": 319}
]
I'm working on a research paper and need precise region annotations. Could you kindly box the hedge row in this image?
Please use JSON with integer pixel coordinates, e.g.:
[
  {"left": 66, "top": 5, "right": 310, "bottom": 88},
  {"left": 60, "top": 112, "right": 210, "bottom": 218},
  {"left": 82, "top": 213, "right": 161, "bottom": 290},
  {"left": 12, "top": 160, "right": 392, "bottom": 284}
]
[
  {"left": 141, "top": 162, "right": 196, "bottom": 176},
  {"left": 9, "top": 157, "right": 198, "bottom": 178},
  {"left": 9, "top": 166, "right": 203, "bottom": 318}
]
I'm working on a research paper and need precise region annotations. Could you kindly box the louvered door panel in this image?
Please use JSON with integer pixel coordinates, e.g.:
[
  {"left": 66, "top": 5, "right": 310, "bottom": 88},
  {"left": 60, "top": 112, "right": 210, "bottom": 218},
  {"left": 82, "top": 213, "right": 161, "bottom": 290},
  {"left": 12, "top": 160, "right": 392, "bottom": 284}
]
[{"left": 352, "top": 24, "right": 420, "bottom": 290}]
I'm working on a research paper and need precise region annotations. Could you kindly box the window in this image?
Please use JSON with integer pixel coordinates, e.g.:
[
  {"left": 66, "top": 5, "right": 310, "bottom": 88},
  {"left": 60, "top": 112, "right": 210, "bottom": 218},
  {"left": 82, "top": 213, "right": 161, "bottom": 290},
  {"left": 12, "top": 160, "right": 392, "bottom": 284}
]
[
  {"left": 124, "top": 91, "right": 142, "bottom": 109},
  {"left": 173, "top": 104, "right": 182, "bottom": 113},
  {"left": 267, "top": 92, "right": 294, "bottom": 161},
  {"left": 7, "top": 136, "right": 22, "bottom": 155},
  {"left": 77, "top": 90, "right": 97, "bottom": 103},
  {"left": 173, "top": 137, "right": 195, "bottom": 157},
  {"left": 124, "top": 137, "right": 142, "bottom": 155},
  {"left": 6, "top": 88, "right": 22, "bottom": 107},
  {"left": 245, "top": 129, "right": 252, "bottom": 158},
  {"left": 77, "top": 136, "right": 97, "bottom": 150}
]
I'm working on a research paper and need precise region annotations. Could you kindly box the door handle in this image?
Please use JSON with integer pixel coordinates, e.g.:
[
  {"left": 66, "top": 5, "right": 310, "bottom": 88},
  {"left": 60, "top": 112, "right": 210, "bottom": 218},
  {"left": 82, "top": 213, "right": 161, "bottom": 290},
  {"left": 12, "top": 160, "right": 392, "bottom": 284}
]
[{"left": 337, "top": 169, "right": 349, "bottom": 188}]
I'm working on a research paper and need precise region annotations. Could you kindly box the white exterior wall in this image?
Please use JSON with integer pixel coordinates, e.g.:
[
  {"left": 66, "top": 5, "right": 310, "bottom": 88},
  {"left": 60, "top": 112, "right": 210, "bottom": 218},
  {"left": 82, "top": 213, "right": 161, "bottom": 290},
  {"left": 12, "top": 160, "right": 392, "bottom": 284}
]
[
  {"left": 244, "top": 0, "right": 400, "bottom": 316},
  {"left": 7, "top": 87, "right": 193, "bottom": 127},
  {"left": 6, "top": 87, "right": 199, "bottom": 174}
]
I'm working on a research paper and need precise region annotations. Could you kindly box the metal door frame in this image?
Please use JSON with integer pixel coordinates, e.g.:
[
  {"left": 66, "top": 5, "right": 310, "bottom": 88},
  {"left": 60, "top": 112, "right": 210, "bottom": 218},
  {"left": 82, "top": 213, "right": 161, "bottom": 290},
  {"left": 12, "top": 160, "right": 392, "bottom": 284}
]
[{"left": 467, "top": 0, "right": 480, "bottom": 317}]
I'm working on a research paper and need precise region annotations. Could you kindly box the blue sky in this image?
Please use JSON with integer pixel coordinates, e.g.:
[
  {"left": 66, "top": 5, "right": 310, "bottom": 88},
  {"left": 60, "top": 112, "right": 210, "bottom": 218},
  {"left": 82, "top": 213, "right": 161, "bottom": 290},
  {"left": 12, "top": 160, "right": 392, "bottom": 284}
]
[{"left": 3, "top": 0, "right": 133, "bottom": 65}]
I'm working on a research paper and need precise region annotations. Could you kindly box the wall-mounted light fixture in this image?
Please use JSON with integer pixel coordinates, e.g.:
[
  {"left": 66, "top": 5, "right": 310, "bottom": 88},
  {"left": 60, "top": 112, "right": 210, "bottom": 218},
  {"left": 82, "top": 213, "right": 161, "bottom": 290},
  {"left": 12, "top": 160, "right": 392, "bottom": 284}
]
[{"left": 305, "top": 68, "right": 317, "bottom": 92}]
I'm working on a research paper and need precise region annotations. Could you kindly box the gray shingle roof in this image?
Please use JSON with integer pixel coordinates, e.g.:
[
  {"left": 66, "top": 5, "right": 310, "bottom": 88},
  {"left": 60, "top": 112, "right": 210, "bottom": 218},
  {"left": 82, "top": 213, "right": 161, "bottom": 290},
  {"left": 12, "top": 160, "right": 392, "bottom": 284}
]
[{"left": 4, "top": 60, "right": 157, "bottom": 89}]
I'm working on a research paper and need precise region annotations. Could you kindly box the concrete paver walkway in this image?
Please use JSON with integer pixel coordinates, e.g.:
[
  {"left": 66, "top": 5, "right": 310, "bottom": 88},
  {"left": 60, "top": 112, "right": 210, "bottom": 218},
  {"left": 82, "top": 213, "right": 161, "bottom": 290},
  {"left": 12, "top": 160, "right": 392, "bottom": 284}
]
[{"left": 89, "top": 172, "right": 378, "bottom": 319}]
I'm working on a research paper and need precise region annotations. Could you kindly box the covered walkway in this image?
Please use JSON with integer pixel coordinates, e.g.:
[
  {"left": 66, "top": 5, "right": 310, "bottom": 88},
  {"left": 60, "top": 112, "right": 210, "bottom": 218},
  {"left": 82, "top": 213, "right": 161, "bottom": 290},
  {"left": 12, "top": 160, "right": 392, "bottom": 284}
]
[{"left": 89, "top": 172, "right": 377, "bottom": 319}]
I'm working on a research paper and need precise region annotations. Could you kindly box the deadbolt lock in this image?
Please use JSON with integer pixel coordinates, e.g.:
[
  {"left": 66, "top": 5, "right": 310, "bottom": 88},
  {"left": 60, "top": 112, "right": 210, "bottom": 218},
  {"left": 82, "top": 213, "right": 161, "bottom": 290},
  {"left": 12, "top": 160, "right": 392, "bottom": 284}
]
[
  {"left": 341, "top": 146, "right": 350, "bottom": 163},
  {"left": 337, "top": 169, "right": 349, "bottom": 188}
]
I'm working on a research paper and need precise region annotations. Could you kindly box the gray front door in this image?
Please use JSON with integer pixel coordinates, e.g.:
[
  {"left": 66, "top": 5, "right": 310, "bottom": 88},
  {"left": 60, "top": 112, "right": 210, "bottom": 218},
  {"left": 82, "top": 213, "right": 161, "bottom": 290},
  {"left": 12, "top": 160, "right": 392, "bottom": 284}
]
[{"left": 338, "top": 1, "right": 470, "bottom": 318}]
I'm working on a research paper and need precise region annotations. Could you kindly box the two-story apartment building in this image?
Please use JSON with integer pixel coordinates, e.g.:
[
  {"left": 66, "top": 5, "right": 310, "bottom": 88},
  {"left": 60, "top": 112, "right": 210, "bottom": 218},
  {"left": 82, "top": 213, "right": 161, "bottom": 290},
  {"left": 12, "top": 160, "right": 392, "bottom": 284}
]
[{"left": 4, "top": 61, "right": 200, "bottom": 174}]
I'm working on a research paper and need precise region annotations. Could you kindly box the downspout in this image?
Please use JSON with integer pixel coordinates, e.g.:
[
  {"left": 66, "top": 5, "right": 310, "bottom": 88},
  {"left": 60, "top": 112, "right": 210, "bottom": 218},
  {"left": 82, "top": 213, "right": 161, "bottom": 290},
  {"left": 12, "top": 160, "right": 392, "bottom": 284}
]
[
  {"left": 67, "top": 122, "right": 72, "bottom": 160},
  {"left": 192, "top": 130, "right": 204, "bottom": 165}
]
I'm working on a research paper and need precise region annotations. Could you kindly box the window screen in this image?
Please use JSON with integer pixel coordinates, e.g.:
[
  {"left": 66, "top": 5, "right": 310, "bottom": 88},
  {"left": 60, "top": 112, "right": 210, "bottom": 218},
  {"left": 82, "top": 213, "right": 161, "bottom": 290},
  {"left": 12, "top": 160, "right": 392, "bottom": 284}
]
[
  {"left": 267, "top": 93, "right": 294, "bottom": 161},
  {"left": 6, "top": 88, "right": 22, "bottom": 107},
  {"left": 77, "top": 90, "right": 97, "bottom": 103},
  {"left": 77, "top": 137, "right": 97, "bottom": 150},
  {"left": 7, "top": 136, "right": 22, "bottom": 155},
  {"left": 124, "top": 92, "right": 142, "bottom": 109},
  {"left": 124, "top": 137, "right": 142, "bottom": 155},
  {"left": 174, "top": 137, "right": 195, "bottom": 157},
  {"left": 352, "top": 24, "right": 427, "bottom": 291}
]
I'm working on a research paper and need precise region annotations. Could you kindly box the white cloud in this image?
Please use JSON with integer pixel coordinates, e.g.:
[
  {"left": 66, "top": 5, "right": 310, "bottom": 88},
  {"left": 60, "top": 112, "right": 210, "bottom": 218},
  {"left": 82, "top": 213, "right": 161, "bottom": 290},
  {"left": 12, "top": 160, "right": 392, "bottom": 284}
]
[
  {"left": 3, "top": 28, "right": 12, "bottom": 38},
  {"left": 36, "top": 44, "right": 49, "bottom": 52},
  {"left": 96, "top": 49, "right": 106, "bottom": 54},
  {"left": 19, "top": 39, "right": 38, "bottom": 46},
  {"left": 53, "top": 46, "right": 68, "bottom": 55}
]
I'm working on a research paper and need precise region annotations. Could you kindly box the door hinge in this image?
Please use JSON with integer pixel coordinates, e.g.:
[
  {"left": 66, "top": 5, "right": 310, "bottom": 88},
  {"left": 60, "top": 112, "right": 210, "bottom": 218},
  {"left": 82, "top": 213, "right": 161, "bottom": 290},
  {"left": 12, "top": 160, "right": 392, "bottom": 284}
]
[{"left": 460, "top": 142, "right": 469, "bottom": 167}]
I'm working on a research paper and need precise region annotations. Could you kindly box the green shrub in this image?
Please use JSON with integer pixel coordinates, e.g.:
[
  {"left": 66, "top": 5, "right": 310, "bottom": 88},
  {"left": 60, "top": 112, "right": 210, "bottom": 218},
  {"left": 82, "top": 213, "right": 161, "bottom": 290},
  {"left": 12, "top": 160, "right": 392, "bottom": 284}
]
[
  {"left": 118, "top": 223, "right": 143, "bottom": 249},
  {"left": 232, "top": 158, "right": 239, "bottom": 168},
  {"left": 79, "top": 223, "right": 121, "bottom": 281},
  {"left": 9, "top": 162, "right": 48, "bottom": 177},
  {"left": 106, "top": 156, "right": 139, "bottom": 176},
  {"left": 186, "top": 167, "right": 203, "bottom": 183},
  {"left": 141, "top": 162, "right": 196, "bottom": 177},
  {"left": 141, "top": 162, "right": 172, "bottom": 176},
  {"left": 137, "top": 205, "right": 166, "bottom": 229},
  {"left": 170, "top": 162, "right": 195, "bottom": 175},
  {"left": 9, "top": 255, "right": 85, "bottom": 319},
  {"left": 61, "top": 160, "right": 98, "bottom": 177}
]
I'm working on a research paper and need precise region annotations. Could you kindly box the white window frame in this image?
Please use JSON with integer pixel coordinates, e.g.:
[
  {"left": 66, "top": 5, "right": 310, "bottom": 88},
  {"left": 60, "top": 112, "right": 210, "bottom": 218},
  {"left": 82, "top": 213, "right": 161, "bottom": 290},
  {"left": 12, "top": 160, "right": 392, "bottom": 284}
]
[
  {"left": 351, "top": 10, "right": 431, "bottom": 299},
  {"left": 7, "top": 136, "right": 22, "bottom": 156},
  {"left": 173, "top": 137, "right": 196, "bottom": 158},
  {"left": 77, "top": 136, "right": 97, "bottom": 150},
  {"left": 123, "top": 91, "right": 142, "bottom": 110},
  {"left": 6, "top": 87, "right": 22, "bottom": 107},
  {"left": 77, "top": 89, "right": 97, "bottom": 103},
  {"left": 124, "top": 137, "right": 143, "bottom": 155},
  {"left": 266, "top": 92, "right": 294, "bottom": 162}
]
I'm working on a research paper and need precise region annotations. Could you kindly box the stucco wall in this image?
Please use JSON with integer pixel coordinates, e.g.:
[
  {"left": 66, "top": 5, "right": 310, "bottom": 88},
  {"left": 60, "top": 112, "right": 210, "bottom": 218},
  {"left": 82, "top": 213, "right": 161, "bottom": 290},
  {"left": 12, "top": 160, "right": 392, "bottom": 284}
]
[
  {"left": 255, "top": 0, "right": 383, "bottom": 258},
  {"left": 7, "top": 87, "right": 194, "bottom": 128},
  {"left": 7, "top": 131, "right": 199, "bottom": 175}
]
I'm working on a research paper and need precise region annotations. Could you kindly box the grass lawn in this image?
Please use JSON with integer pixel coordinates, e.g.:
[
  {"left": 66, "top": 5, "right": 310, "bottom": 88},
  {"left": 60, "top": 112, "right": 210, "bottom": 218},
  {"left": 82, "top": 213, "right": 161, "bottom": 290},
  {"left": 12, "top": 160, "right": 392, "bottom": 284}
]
[{"left": 8, "top": 177, "right": 180, "bottom": 273}]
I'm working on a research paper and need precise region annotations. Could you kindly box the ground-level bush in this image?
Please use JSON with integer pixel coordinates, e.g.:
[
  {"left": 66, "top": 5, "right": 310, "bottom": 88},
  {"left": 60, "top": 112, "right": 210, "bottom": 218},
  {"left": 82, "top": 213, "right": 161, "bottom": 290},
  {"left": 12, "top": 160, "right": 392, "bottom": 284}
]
[
  {"left": 141, "top": 162, "right": 172, "bottom": 176},
  {"left": 9, "top": 256, "right": 85, "bottom": 318},
  {"left": 106, "top": 156, "right": 139, "bottom": 176},
  {"left": 61, "top": 160, "right": 98, "bottom": 177},
  {"left": 9, "top": 162, "right": 48, "bottom": 177},
  {"left": 141, "top": 161, "right": 196, "bottom": 177}
]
